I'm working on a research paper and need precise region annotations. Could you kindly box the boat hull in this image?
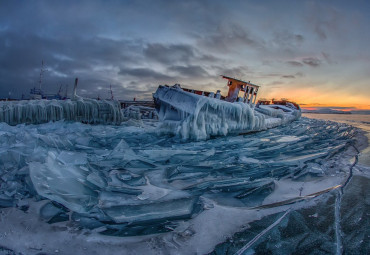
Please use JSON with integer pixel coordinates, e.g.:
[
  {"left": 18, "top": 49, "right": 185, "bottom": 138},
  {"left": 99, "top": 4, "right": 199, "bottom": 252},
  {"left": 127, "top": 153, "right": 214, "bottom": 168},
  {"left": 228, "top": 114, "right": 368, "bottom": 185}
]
[{"left": 153, "top": 85, "right": 301, "bottom": 140}]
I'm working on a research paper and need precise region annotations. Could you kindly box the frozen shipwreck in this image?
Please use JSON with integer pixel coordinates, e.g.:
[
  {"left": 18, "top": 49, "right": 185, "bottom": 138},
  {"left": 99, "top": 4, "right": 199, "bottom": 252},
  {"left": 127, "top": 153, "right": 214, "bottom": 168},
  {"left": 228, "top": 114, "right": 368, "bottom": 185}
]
[{"left": 153, "top": 75, "right": 301, "bottom": 140}]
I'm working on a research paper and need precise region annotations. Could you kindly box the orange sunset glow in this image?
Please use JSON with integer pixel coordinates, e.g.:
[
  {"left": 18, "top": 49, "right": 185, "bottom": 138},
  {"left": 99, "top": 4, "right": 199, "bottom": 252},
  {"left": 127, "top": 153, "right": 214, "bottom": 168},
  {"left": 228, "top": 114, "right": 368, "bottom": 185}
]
[{"left": 255, "top": 81, "right": 370, "bottom": 111}]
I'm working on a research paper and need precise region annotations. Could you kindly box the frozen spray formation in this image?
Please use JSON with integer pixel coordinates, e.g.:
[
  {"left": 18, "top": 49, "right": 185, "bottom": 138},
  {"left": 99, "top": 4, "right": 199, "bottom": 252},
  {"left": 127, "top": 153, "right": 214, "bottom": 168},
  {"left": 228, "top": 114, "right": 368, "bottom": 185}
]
[
  {"left": 154, "top": 85, "right": 301, "bottom": 140},
  {"left": 0, "top": 98, "right": 123, "bottom": 125},
  {"left": 159, "top": 100, "right": 266, "bottom": 140}
]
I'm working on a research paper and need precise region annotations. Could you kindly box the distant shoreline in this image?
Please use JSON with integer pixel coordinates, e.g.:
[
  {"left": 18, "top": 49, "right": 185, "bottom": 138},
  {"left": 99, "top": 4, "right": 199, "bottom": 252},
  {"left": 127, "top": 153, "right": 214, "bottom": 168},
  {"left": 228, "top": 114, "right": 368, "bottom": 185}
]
[
  {"left": 302, "top": 112, "right": 351, "bottom": 114},
  {"left": 303, "top": 112, "right": 370, "bottom": 115}
]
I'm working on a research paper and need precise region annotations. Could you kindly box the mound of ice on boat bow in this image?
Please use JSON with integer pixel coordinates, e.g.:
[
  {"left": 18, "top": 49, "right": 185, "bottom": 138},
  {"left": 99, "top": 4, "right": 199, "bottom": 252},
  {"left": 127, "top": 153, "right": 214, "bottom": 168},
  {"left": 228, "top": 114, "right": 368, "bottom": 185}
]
[
  {"left": 153, "top": 85, "right": 301, "bottom": 140},
  {"left": 0, "top": 98, "right": 123, "bottom": 125}
]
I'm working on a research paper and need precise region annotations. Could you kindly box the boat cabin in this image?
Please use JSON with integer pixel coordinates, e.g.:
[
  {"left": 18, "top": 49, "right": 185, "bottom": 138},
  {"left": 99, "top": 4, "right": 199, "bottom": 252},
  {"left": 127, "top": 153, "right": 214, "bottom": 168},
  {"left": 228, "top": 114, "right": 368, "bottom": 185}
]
[
  {"left": 169, "top": 75, "right": 260, "bottom": 106},
  {"left": 221, "top": 75, "right": 259, "bottom": 104}
]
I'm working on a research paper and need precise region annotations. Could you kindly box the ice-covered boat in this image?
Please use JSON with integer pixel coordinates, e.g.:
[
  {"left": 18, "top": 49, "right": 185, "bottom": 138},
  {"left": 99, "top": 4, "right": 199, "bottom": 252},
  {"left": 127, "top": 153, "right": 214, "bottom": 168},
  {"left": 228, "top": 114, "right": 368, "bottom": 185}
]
[{"left": 153, "top": 75, "right": 301, "bottom": 140}]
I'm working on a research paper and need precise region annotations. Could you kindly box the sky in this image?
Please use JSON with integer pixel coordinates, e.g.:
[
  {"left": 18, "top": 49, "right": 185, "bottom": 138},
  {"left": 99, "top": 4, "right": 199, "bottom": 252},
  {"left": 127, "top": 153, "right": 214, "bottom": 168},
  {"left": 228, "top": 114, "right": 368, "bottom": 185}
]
[{"left": 0, "top": 0, "right": 369, "bottom": 109}]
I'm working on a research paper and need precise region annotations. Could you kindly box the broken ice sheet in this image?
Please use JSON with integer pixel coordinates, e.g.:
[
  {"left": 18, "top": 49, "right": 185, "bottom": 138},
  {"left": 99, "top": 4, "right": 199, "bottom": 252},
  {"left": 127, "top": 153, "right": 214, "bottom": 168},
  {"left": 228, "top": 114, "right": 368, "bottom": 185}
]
[
  {"left": 102, "top": 195, "right": 199, "bottom": 224},
  {"left": 57, "top": 150, "right": 87, "bottom": 165},
  {"left": 29, "top": 152, "right": 98, "bottom": 213},
  {"left": 0, "top": 116, "right": 360, "bottom": 243}
]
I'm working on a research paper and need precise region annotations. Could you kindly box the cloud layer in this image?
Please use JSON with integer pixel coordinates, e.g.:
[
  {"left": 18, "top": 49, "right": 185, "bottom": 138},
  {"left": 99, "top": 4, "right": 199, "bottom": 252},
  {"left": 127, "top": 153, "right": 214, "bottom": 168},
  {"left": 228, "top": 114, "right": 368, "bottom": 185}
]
[{"left": 0, "top": 0, "right": 369, "bottom": 107}]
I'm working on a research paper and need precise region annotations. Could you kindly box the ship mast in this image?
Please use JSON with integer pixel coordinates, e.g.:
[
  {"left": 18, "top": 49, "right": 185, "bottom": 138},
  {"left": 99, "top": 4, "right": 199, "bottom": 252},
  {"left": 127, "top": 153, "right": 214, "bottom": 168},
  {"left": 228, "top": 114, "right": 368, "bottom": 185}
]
[
  {"left": 64, "top": 85, "right": 68, "bottom": 98},
  {"left": 110, "top": 85, "right": 114, "bottom": 100},
  {"left": 39, "top": 60, "right": 46, "bottom": 90}
]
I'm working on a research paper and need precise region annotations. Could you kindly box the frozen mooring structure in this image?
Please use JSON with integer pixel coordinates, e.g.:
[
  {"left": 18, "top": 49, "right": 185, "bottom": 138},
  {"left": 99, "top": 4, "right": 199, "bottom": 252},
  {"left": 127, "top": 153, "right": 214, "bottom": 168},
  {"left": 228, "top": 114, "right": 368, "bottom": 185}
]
[
  {"left": 0, "top": 79, "right": 123, "bottom": 125},
  {"left": 0, "top": 98, "right": 123, "bottom": 126}
]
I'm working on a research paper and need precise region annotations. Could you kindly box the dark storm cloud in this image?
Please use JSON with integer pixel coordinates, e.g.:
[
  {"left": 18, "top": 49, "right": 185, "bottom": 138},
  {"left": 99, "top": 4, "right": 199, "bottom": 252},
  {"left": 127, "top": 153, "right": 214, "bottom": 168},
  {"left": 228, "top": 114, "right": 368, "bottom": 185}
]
[
  {"left": 264, "top": 73, "right": 281, "bottom": 77},
  {"left": 302, "top": 57, "right": 321, "bottom": 67},
  {"left": 306, "top": 2, "right": 341, "bottom": 40},
  {"left": 282, "top": 75, "right": 295, "bottom": 79},
  {"left": 144, "top": 43, "right": 220, "bottom": 66},
  {"left": 212, "top": 66, "right": 251, "bottom": 79},
  {"left": 286, "top": 61, "right": 304, "bottom": 67},
  {"left": 119, "top": 67, "right": 173, "bottom": 81},
  {"left": 0, "top": 27, "right": 143, "bottom": 98},
  {"left": 321, "top": 52, "right": 336, "bottom": 64},
  {"left": 0, "top": 0, "right": 147, "bottom": 99},
  {"left": 295, "top": 34, "right": 304, "bottom": 42},
  {"left": 199, "top": 54, "right": 219, "bottom": 62},
  {"left": 295, "top": 72, "right": 304, "bottom": 77},
  {"left": 1, "top": 0, "right": 369, "bottom": 104},
  {"left": 1, "top": 32, "right": 139, "bottom": 72},
  {"left": 168, "top": 65, "right": 209, "bottom": 78},
  {"left": 272, "top": 31, "right": 304, "bottom": 49},
  {"left": 197, "top": 22, "right": 264, "bottom": 52},
  {"left": 123, "top": 80, "right": 162, "bottom": 99},
  {"left": 269, "top": 81, "right": 284, "bottom": 85},
  {"left": 144, "top": 44, "right": 195, "bottom": 65},
  {"left": 0, "top": 0, "right": 223, "bottom": 99}
]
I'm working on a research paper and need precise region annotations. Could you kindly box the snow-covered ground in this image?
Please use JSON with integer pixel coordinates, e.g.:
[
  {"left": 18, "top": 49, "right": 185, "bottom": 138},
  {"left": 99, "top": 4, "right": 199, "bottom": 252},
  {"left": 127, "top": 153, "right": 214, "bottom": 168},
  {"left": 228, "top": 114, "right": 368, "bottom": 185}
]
[{"left": 0, "top": 115, "right": 368, "bottom": 254}]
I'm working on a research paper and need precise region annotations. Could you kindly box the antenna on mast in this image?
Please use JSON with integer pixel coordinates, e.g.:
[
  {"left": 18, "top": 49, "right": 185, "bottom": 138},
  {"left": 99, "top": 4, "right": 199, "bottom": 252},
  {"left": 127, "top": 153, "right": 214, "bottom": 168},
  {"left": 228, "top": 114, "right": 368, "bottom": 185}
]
[
  {"left": 58, "top": 84, "right": 63, "bottom": 96},
  {"left": 110, "top": 85, "right": 114, "bottom": 100},
  {"left": 64, "top": 84, "right": 68, "bottom": 99},
  {"left": 39, "top": 60, "right": 47, "bottom": 90},
  {"left": 73, "top": 78, "right": 78, "bottom": 100}
]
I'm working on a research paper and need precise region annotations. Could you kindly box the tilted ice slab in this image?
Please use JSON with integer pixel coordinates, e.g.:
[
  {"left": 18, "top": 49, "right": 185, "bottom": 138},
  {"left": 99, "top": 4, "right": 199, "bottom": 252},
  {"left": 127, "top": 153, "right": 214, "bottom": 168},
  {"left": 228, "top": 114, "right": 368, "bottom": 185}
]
[
  {"left": 29, "top": 151, "right": 98, "bottom": 214},
  {"left": 101, "top": 194, "right": 198, "bottom": 224},
  {"left": 154, "top": 85, "right": 300, "bottom": 140},
  {"left": 0, "top": 98, "right": 123, "bottom": 125}
]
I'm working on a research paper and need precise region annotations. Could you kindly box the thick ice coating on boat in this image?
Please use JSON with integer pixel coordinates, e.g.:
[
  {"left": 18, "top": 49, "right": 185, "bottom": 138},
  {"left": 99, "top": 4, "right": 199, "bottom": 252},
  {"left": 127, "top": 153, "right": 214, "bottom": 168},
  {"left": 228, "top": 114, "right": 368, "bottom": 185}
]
[{"left": 153, "top": 84, "right": 301, "bottom": 140}]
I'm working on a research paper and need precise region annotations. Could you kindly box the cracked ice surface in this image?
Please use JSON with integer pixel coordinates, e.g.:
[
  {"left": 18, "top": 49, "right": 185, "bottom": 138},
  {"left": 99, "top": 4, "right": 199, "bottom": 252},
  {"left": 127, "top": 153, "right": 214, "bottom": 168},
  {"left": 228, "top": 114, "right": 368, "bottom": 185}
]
[{"left": 0, "top": 117, "right": 365, "bottom": 254}]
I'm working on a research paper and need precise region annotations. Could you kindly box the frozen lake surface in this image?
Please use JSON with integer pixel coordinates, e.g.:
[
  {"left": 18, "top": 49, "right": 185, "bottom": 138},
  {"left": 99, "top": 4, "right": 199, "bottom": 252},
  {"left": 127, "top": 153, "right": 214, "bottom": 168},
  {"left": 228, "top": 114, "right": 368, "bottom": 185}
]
[{"left": 0, "top": 115, "right": 368, "bottom": 254}]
